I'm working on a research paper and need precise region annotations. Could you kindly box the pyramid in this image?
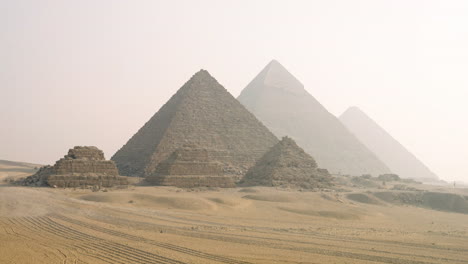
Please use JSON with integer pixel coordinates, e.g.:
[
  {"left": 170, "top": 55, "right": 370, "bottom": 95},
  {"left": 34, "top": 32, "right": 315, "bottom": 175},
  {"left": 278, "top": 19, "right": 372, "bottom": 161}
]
[
  {"left": 241, "top": 136, "right": 333, "bottom": 189},
  {"left": 22, "top": 146, "right": 127, "bottom": 188},
  {"left": 340, "top": 106, "right": 438, "bottom": 180},
  {"left": 238, "top": 60, "right": 391, "bottom": 176},
  {"left": 112, "top": 70, "right": 278, "bottom": 182},
  {"left": 147, "top": 144, "right": 235, "bottom": 188}
]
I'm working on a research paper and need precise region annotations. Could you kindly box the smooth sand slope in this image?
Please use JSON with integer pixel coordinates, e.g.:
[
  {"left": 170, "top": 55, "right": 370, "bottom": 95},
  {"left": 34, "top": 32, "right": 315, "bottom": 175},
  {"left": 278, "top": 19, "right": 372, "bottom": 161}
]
[
  {"left": 1, "top": 182, "right": 468, "bottom": 264},
  {"left": 0, "top": 160, "right": 41, "bottom": 182}
]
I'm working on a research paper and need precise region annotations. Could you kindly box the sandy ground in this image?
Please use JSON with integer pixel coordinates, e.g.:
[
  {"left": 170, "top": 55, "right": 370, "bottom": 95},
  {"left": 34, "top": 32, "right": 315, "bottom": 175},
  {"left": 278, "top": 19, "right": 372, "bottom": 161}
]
[
  {"left": 1, "top": 175, "right": 468, "bottom": 264},
  {"left": 0, "top": 160, "right": 41, "bottom": 182}
]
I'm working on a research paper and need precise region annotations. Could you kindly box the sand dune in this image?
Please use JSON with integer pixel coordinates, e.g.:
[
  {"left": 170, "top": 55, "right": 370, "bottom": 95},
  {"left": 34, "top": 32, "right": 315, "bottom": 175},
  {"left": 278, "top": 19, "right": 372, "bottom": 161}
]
[
  {"left": 238, "top": 188, "right": 259, "bottom": 193},
  {"left": 0, "top": 160, "right": 42, "bottom": 181},
  {"left": 347, "top": 193, "right": 383, "bottom": 205},
  {"left": 242, "top": 194, "right": 297, "bottom": 203},
  {"left": 278, "top": 206, "right": 361, "bottom": 220},
  {"left": 1, "top": 183, "right": 468, "bottom": 263},
  {"left": 80, "top": 192, "right": 216, "bottom": 211},
  {"left": 207, "top": 197, "right": 252, "bottom": 209},
  {"left": 0, "top": 187, "right": 66, "bottom": 217}
]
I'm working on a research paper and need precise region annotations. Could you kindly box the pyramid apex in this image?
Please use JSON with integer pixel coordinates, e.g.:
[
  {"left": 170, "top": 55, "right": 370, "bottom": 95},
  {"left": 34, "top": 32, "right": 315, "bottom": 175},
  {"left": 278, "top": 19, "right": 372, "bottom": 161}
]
[
  {"left": 267, "top": 59, "right": 280, "bottom": 66},
  {"left": 264, "top": 59, "right": 287, "bottom": 71},
  {"left": 348, "top": 106, "right": 362, "bottom": 111},
  {"left": 192, "top": 69, "right": 212, "bottom": 78},
  {"left": 346, "top": 106, "right": 362, "bottom": 112},
  {"left": 185, "top": 69, "right": 220, "bottom": 88},
  {"left": 342, "top": 106, "right": 366, "bottom": 117},
  {"left": 239, "top": 60, "right": 305, "bottom": 98}
]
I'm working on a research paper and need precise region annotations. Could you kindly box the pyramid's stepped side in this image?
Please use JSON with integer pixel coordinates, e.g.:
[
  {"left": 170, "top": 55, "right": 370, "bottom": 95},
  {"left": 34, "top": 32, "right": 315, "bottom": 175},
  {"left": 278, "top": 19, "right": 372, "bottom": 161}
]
[
  {"left": 54, "top": 160, "right": 118, "bottom": 175},
  {"left": 110, "top": 82, "right": 183, "bottom": 177},
  {"left": 238, "top": 60, "right": 390, "bottom": 176},
  {"left": 112, "top": 70, "right": 279, "bottom": 180},
  {"left": 242, "top": 136, "right": 333, "bottom": 189},
  {"left": 47, "top": 174, "right": 128, "bottom": 188},
  {"left": 147, "top": 145, "right": 235, "bottom": 188},
  {"left": 22, "top": 146, "right": 128, "bottom": 188},
  {"left": 339, "top": 107, "right": 438, "bottom": 180}
]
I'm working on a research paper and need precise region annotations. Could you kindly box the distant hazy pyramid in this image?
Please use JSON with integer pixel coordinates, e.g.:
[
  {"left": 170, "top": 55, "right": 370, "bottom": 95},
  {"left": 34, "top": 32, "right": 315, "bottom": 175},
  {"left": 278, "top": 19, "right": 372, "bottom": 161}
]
[
  {"left": 242, "top": 136, "right": 333, "bottom": 189},
  {"left": 238, "top": 60, "right": 390, "bottom": 176},
  {"left": 112, "top": 70, "right": 278, "bottom": 180},
  {"left": 340, "top": 106, "right": 438, "bottom": 180}
]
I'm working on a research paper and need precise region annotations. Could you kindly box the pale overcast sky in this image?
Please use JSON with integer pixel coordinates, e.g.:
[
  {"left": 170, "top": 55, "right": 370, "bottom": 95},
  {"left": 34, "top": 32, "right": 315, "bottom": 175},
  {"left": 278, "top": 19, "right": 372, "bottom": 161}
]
[{"left": 1, "top": 0, "right": 467, "bottom": 182}]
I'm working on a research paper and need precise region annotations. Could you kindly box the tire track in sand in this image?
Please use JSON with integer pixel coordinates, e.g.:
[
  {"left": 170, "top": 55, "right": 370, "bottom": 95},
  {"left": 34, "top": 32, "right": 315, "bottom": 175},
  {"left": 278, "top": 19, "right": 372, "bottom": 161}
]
[
  {"left": 53, "top": 214, "right": 251, "bottom": 264},
  {"left": 11, "top": 216, "right": 187, "bottom": 264}
]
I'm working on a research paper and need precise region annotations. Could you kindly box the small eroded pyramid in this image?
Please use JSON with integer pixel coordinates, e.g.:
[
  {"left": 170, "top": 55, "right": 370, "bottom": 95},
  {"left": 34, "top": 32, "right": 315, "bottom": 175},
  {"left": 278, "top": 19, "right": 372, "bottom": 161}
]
[
  {"left": 238, "top": 60, "right": 390, "bottom": 176},
  {"left": 112, "top": 70, "right": 279, "bottom": 182},
  {"left": 22, "top": 146, "right": 127, "bottom": 188},
  {"left": 241, "top": 136, "right": 333, "bottom": 189},
  {"left": 340, "top": 106, "right": 438, "bottom": 180},
  {"left": 147, "top": 144, "right": 235, "bottom": 188}
]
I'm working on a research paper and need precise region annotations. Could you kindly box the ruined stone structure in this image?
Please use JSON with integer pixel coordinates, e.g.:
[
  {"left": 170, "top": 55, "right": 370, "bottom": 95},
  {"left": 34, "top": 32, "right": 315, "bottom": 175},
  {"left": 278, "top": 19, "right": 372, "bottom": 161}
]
[
  {"left": 112, "top": 70, "right": 279, "bottom": 184},
  {"left": 241, "top": 136, "right": 334, "bottom": 189},
  {"left": 378, "top": 174, "right": 401, "bottom": 182},
  {"left": 340, "top": 106, "right": 438, "bottom": 181},
  {"left": 238, "top": 60, "right": 390, "bottom": 176},
  {"left": 23, "top": 146, "right": 127, "bottom": 187},
  {"left": 146, "top": 145, "right": 235, "bottom": 188}
]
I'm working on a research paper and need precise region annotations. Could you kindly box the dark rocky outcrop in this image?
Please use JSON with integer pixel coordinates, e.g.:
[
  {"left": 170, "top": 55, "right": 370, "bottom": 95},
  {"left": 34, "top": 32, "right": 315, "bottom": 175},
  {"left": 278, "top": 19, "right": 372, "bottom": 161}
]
[
  {"left": 373, "top": 191, "right": 468, "bottom": 214},
  {"left": 378, "top": 174, "right": 401, "bottom": 182}
]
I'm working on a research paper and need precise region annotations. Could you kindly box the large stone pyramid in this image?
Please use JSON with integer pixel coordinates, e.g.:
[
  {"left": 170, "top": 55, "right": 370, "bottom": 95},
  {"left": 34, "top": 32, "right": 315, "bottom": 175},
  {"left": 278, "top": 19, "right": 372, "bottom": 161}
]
[
  {"left": 238, "top": 60, "right": 390, "bottom": 176},
  {"left": 241, "top": 136, "right": 333, "bottom": 189},
  {"left": 340, "top": 106, "right": 438, "bottom": 180},
  {"left": 112, "top": 70, "right": 278, "bottom": 181}
]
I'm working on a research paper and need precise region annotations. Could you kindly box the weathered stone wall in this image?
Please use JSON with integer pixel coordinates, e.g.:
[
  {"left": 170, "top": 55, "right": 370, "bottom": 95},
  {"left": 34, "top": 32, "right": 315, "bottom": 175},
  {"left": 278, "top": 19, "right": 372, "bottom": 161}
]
[
  {"left": 54, "top": 160, "right": 119, "bottom": 175},
  {"left": 151, "top": 176, "right": 235, "bottom": 188},
  {"left": 156, "top": 163, "right": 222, "bottom": 176},
  {"left": 66, "top": 146, "right": 105, "bottom": 160},
  {"left": 48, "top": 174, "right": 128, "bottom": 188}
]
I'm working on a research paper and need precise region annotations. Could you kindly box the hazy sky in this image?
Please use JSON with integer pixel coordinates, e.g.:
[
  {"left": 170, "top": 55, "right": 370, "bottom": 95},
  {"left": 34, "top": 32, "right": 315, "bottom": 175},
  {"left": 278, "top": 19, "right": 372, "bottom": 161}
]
[{"left": 1, "top": 0, "right": 467, "bottom": 182}]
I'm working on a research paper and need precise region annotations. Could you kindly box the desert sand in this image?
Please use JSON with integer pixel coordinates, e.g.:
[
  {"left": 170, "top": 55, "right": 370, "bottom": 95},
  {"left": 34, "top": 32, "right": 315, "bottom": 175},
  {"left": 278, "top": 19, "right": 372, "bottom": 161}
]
[
  {"left": 1, "top": 167, "right": 468, "bottom": 264},
  {"left": 0, "top": 160, "right": 41, "bottom": 182}
]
